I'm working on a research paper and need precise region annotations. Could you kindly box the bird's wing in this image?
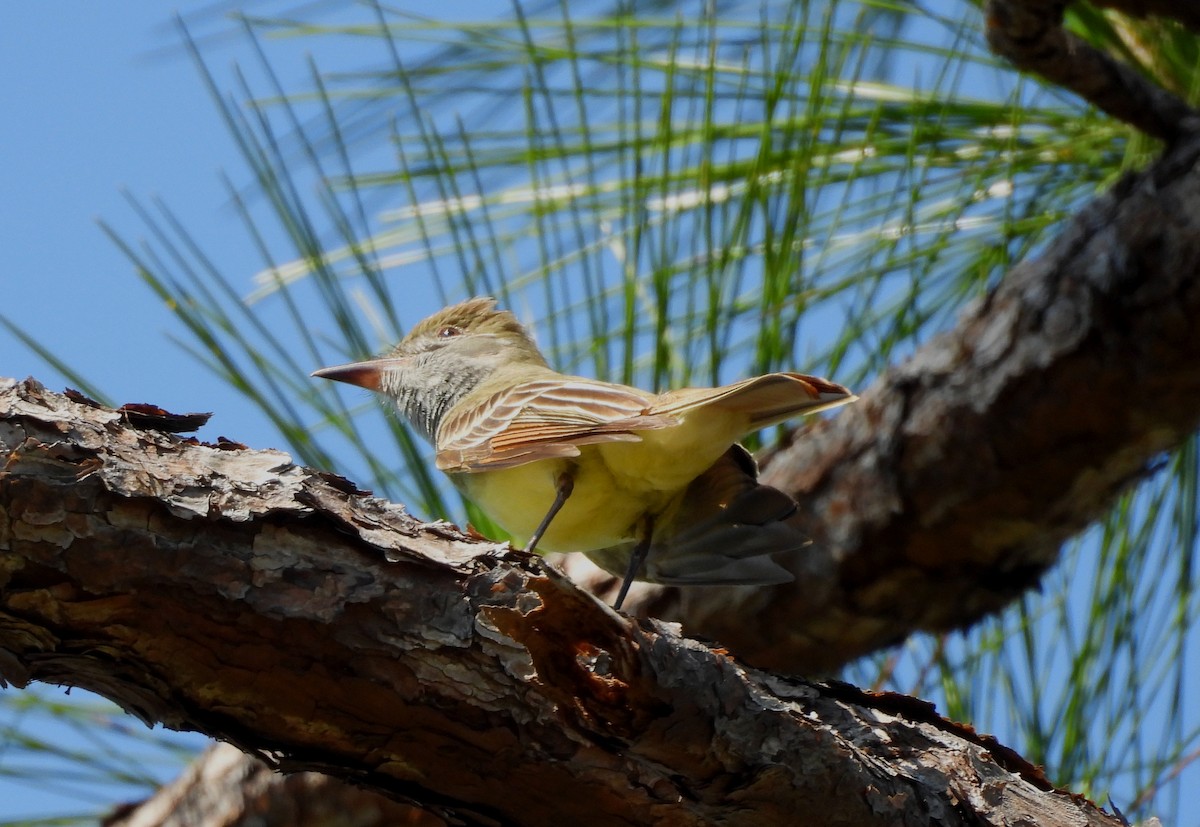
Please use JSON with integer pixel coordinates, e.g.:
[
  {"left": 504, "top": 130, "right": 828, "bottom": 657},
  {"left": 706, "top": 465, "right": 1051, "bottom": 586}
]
[
  {"left": 436, "top": 378, "right": 677, "bottom": 472},
  {"left": 650, "top": 372, "right": 855, "bottom": 430}
]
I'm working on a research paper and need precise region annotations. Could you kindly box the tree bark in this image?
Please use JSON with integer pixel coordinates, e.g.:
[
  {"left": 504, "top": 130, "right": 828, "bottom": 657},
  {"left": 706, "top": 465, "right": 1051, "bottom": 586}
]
[
  {"left": 105, "top": 744, "right": 435, "bottom": 827},
  {"left": 1, "top": 377, "right": 1120, "bottom": 826}
]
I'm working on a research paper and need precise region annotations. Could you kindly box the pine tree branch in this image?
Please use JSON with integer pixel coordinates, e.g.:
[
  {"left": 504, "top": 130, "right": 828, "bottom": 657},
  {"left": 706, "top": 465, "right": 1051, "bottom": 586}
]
[
  {"left": 107, "top": 744, "right": 431, "bottom": 827},
  {"left": 0, "top": 378, "right": 1120, "bottom": 826}
]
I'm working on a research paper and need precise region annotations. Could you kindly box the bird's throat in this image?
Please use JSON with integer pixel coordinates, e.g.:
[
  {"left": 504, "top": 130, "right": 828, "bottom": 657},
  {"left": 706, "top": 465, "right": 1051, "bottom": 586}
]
[{"left": 387, "top": 355, "right": 495, "bottom": 444}]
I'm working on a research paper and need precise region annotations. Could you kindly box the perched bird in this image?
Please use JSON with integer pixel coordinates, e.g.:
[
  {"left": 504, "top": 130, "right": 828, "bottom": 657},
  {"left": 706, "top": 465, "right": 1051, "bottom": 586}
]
[{"left": 313, "top": 297, "right": 855, "bottom": 608}]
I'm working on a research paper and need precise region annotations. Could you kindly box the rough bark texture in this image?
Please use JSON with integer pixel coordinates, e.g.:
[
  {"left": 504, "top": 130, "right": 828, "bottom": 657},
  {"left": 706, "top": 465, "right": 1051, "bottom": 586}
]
[{"left": 1, "top": 378, "right": 1121, "bottom": 826}]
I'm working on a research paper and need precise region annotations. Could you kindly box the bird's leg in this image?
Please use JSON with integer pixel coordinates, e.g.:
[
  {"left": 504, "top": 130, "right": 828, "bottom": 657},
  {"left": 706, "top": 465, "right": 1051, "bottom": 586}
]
[
  {"left": 613, "top": 516, "right": 654, "bottom": 611},
  {"left": 526, "top": 471, "right": 574, "bottom": 553}
]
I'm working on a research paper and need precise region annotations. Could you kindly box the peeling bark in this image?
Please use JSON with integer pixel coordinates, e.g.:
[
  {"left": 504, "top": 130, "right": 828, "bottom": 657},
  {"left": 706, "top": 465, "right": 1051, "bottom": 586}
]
[{"left": 1, "top": 378, "right": 1120, "bottom": 826}]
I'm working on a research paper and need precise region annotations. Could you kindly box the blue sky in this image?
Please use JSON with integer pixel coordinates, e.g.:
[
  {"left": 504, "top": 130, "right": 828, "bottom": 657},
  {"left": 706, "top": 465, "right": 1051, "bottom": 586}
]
[
  {"left": 1, "top": 5, "right": 284, "bottom": 442},
  {"left": 0, "top": 4, "right": 402, "bottom": 451}
]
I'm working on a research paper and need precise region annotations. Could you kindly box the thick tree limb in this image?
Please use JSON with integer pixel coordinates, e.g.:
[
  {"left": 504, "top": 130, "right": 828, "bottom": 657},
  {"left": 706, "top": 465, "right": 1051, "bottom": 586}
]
[
  {"left": 985, "top": 0, "right": 1200, "bottom": 141},
  {"left": 106, "top": 744, "right": 433, "bottom": 827},
  {"left": 613, "top": 130, "right": 1200, "bottom": 671},
  {"left": 1, "top": 378, "right": 1121, "bottom": 826}
]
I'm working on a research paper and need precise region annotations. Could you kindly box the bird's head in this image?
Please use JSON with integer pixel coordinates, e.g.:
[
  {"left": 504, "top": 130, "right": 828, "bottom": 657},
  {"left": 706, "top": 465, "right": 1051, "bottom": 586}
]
[{"left": 311, "top": 296, "right": 548, "bottom": 394}]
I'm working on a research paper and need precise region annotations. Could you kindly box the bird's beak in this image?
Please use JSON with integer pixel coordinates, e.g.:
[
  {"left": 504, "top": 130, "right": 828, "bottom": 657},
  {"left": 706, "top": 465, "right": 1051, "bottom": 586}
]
[{"left": 311, "top": 358, "right": 397, "bottom": 392}]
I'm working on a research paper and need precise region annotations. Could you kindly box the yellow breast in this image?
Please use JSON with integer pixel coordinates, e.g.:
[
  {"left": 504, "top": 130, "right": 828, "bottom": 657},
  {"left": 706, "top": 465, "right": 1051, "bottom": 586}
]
[
  {"left": 450, "top": 452, "right": 639, "bottom": 551},
  {"left": 449, "top": 409, "right": 746, "bottom": 553}
]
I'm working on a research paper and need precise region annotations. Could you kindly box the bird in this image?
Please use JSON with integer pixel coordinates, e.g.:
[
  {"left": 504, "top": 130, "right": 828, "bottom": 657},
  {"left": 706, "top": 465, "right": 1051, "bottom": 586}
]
[{"left": 313, "top": 297, "right": 855, "bottom": 609}]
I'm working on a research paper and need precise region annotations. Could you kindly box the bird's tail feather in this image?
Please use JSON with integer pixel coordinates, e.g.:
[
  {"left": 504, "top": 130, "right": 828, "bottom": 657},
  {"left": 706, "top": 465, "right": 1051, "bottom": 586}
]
[
  {"left": 584, "top": 444, "right": 804, "bottom": 586},
  {"left": 651, "top": 372, "right": 855, "bottom": 431}
]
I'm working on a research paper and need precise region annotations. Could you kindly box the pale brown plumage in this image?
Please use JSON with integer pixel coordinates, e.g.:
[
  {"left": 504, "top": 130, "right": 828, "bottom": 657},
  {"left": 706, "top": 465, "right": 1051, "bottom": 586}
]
[{"left": 314, "top": 297, "right": 856, "bottom": 608}]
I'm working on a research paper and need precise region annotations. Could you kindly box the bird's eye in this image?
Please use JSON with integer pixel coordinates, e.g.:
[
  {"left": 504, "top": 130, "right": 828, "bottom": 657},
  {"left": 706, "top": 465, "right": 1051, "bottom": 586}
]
[{"left": 437, "top": 325, "right": 463, "bottom": 338}]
